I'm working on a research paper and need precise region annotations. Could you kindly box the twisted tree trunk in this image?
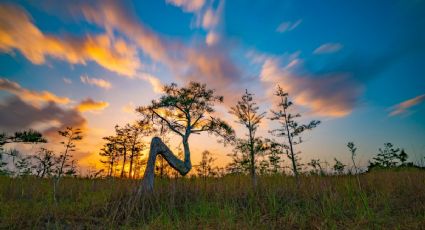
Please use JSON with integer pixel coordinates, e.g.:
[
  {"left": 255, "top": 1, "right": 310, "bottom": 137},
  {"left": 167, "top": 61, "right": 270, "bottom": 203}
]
[{"left": 138, "top": 137, "right": 191, "bottom": 193}]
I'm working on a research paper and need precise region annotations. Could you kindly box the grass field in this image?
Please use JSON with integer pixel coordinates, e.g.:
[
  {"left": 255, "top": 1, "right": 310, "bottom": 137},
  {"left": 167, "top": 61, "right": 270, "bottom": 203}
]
[{"left": 1, "top": 168, "right": 424, "bottom": 229}]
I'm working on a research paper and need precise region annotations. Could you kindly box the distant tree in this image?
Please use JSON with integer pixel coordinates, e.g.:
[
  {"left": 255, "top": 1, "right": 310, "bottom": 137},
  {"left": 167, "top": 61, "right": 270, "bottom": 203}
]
[
  {"left": 369, "top": 143, "right": 402, "bottom": 169},
  {"left": 269, "top": 85, "right": 320, "bottom": 181},
  {"left": 0, "top": 130, "right": 46, "bottom": 176},
  {"left": 398, "top": 149, "right": 408, "bottom": 166},
  {"left": 265, "top": 139, "right": 284, "bottom": 174},
  {"left": 14, "top": 151, "right": 32, "bottom": 177},
  {"left": 347, "top": 142, "right": 359, "bottom": 174},
  {"left": 308, "top": 159, "right": 325, "bottom": 176},
  {"left": 333, "top": 158, "right": 346, "bottom": 175},
  {"left": 196, "top": 150, "right": 216, "bottom": 180},
  {"left": 136, "top": 82, "right": 234, "bottom": 191},
  {"left": 230, "top": 89, "right": 266, "bottom": 187},
  {"left": 32, "top": 148, "right": 56, "bottom": 178},
  {"left": 54, "top": 127, "right": 82, "bottom": 201}
]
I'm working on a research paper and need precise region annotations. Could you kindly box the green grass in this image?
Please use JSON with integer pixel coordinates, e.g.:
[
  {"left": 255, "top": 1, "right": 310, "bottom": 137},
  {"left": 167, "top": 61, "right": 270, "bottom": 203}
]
[{"left": 1, "top": 169, "right": 424, "bottom": 229}]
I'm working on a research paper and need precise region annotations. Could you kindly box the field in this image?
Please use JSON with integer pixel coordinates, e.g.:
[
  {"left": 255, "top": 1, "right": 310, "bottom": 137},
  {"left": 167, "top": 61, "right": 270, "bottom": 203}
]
[{"left": 0, "top": 169, "right": 424, "bottom": 229}]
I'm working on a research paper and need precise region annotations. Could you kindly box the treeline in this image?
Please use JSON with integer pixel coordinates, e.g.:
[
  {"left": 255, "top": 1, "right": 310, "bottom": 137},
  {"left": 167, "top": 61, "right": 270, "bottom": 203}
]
[{"left": 1, "top": 82, "right": 424, "bottom": 182}]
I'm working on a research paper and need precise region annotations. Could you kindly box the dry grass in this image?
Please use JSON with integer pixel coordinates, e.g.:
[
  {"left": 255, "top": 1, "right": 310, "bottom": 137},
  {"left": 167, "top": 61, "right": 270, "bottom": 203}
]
[{"left": 1, "top": 168, "right": 424, "bottom": 229}]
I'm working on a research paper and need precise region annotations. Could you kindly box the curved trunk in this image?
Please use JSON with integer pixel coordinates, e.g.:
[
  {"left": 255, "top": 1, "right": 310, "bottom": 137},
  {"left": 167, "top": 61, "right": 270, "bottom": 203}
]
[{"left": 139, "top": 137, "right": 191, "bottom": 192}]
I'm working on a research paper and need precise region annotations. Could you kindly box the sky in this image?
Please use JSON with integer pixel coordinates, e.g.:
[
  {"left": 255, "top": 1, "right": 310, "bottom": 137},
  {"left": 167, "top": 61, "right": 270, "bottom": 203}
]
[{"left": 1, "top": 0, "right": 425, "bottom": 172}]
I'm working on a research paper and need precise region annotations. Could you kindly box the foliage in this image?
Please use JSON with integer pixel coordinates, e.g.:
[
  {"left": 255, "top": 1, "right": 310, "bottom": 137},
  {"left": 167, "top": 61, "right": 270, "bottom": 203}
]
[
  {"left": 229, "top": 89, "right": 266, "bottom": 186},
  {"left": 269, "top": 85, "right": 320, "bottom": 179},
  {"left": 333, "top": 158, "right": 346, "bottom": 175},
  {"left": 368, "top": 143, "right": 408, "bottom": 170}
]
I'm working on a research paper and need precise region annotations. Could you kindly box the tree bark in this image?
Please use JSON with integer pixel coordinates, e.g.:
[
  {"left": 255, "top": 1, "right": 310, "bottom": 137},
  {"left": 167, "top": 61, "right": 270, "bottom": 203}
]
[{"left": 139, "top": 137, "right": 191, "bottom": 193}]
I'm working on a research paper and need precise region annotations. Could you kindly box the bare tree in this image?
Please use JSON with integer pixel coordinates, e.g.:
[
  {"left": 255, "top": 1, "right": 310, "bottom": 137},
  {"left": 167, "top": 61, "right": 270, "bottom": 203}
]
[
  {"left": 229, "top": 89, "right": 265, "bottom": 187},
  {"left": 269, "top": 85, "right": 320, "bottom": 181},
  {"left": 136, "top": 82, "right": 234, "bottom": 191}
]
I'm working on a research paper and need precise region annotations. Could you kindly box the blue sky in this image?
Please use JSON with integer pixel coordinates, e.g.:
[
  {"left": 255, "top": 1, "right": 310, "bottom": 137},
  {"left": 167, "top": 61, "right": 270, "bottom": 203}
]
[{"left": 0, "top": 0, "right": 424, "bottom": 170}]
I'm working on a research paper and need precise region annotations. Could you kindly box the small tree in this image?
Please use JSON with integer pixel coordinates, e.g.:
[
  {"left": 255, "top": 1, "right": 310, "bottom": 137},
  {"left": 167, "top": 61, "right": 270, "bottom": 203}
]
[
  {"left": 32, "top": 148, "right": 56, "bottom": 178},
  {"left": 136, "top": 82, "right": 234, "bottom": 191},
  {"left": 333, "top": 158, "right": 346, "bottom": 175},
  {"left": 0, "top": 130, "right": 46, "bottom": 176},
  {"left": 369, "top": 143, "right": 401, "bottom": 169},
  {"left": 230, "top": 89, "right": 265, "bottom": 187},
  {"left": 54, "top": 127, "right": 82, "bottom": 201},
  {"left": 308, "top": 159, "right": 325, "bottom": 176},
  {"left": 196, "top": 150, "right": 216, "bottom": 180},
  {"left": 398, "top": 149, "right": 408, "bottom": 166},
  {"left": 347, "top": 142, "right": 359, "bottom": 174},
  {"left": 99, "top": 140, "right": 119, "bottom": 177},
  {"left": 14, "top": 151, "right": 32, "bottom": 177},
  {"left": 270, "top": 85, "right": 320, "bottom": 180}
]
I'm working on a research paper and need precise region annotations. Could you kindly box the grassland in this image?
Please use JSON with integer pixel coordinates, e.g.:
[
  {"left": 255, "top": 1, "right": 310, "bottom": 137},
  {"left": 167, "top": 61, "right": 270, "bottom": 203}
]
[{"left": 0, "top": 168, "right": 424, "bottom": 229}]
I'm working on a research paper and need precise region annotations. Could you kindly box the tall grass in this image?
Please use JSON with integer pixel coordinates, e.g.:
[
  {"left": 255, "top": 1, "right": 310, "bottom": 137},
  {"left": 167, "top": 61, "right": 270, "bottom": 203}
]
[{"left": 1, "top": 168, "right": 424, "bottom": 229}]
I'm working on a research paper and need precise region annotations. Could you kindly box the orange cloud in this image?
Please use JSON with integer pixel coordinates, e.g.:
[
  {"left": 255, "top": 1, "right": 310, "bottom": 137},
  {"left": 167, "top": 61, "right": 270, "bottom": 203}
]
[
  {"left": 0, "top": 78, "right": 71, "bottom": 105},
  {"left": 0, "top": 4, "right": 140, "bottom": 77},
  {"left": 389, "top": 94, "right": 425, "bottom": 116},
  {"left": 137, "top": 73, "right": 163, "bottom": 93},
  {"left": 80, "top": 75, "right": 112, "bottom": 89},
  {"left": 76, "top": 98, "right": 109, "bottom": 112}
]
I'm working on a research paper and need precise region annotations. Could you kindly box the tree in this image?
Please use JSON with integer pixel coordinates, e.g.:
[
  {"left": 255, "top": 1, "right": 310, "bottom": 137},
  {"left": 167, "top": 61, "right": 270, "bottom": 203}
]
[
  {"left": 14, "top": 151, "right": 32, "bottom": 177},
  {"left": 333, "top": 158, "right": 345, "bottom": 175},
  {"left": 99, "top": 140, "right": 119, "bottom": 177},
  {"left": 347, "top": 142, "right": 359, "bottom": 174},
  {"left": 196, "top": 150, "right": 216, "bottom": 180},
  {"left": 54, "top": 127, "right": 82, "bottom": 201},
  {"left": 0, "top": 130, "right": 46, "bottom": 176},
  {"left": 269, "top": 85, "right": 320, "bottom": 180},
  {"left": 308, "top": 159, "right": 325, "bottom": 176},
  {"left": 369, "top": 143, "right": 401, "bottom": 169},
  {"left": 229, "top": 89, "right": 266, "bottom": 187},
  {"left": 398, "top": 149, "right": 408, "bottom": 166},
  {"left": 136, "top": 82, "right": 234, "bottom": 191},
  {"left": 32, "top": 148, "right": 56, "bottom": 178}
]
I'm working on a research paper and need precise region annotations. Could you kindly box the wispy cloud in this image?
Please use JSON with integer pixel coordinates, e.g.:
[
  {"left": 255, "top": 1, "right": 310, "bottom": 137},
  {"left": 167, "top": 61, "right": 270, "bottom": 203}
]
[
  {"left": 76, "top": 98, "right": 109, "bottom": 112},
  {"left": 0, "top": 4, "right": 140, "bottom": 77},
  {"left": 63, "top": 78, "right": 72, "bottom": 84},
  {"left": 80, "top": 75, "right": 112, "bottom": 90},
  {"left": 276, "top": 19, "right": 302, "bottom": 33},
  {"left": 0, "top": 78, "right": 70, "bottom": 105},
  {"left": 314, "top": 43, "right": 343, "bottom": 54},
  {"left": 389, "top": 94, "right": 425, "bottom": 116},
  {"left": 122, "top": 101, "right": 136, "bottom": 114},
  {"left": 137, "top": 73, "right": 163, "bottom": 93},
  {"left": 259, "top": 56, "right": 362, "bottom": 117},
  {"left": 166, "top": 0, "right": 206, "bottom": 12}
]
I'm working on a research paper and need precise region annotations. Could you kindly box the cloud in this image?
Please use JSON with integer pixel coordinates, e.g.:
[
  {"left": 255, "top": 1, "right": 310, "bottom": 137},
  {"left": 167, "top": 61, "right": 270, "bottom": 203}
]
[
  {"left": 276, "top": 19, "right": 302, "bottom": 33},
  {"left": 314, "top": 43, "right": 343, "bottom": 54},
  {"left": 137, "top": 73, "right": 163, "bottom": 93},
  {"left": 80, "top": 75, "right": 112, "bottom": 89},
  {"left": 0, "top": 96, "right": 86, "bottom": 138},
  {"left": 76, "top": 98, "right": 109, "bottom": 112},
  {"left": 122, "top": 101, "right": 136, "bottom": 114},
  {"left": 0, "top": 78, "right": 71, "bottom": 105},
  {"left": 0, "top": 3, "right": 140, "bottom": 77},
  {"left": 63, "top": 78, "right": 72, "bottom": 84},
  {"left": 77, "top": 0, "right": 242, "bottom": 103},
  {"left": 260, "top": 57, "right": 362, "bottom": 117},
  {"left": 389, "top": 94, "right": 425, "bottom": 116},
  {"left": 166, "top": 0, "right": 206, "bottom": 12}
]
